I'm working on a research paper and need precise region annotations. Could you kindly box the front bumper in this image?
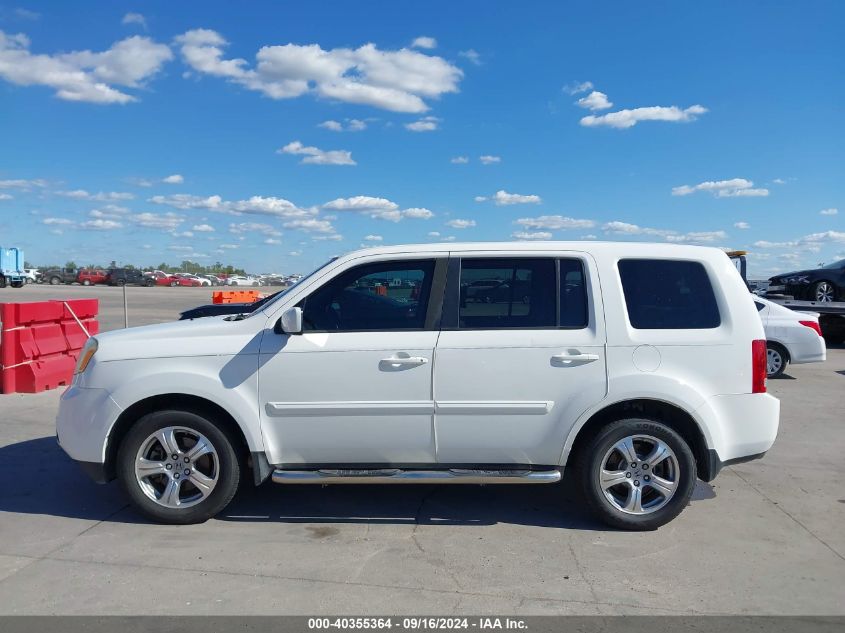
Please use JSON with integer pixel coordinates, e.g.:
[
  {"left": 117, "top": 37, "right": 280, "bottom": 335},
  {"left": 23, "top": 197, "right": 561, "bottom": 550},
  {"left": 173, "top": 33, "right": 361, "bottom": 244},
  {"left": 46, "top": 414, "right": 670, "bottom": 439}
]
[{"left": 56, "top": 385, "right": 123, "bottom": 467}]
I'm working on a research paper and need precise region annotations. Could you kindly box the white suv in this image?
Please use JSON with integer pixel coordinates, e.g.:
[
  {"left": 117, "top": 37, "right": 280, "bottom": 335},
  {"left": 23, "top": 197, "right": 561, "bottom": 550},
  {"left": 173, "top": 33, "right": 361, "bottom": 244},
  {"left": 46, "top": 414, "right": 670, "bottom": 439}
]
[{"left": 56, "top": 242, "right": 779, "bottom": 530}]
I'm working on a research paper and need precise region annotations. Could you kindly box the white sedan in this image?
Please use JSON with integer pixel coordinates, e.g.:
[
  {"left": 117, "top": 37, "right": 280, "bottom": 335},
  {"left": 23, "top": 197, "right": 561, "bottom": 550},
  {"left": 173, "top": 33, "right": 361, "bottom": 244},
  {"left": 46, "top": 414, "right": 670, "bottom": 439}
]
[
  {"left": 225, "top": 275, "right": 259, "bottom": 286},
  {"left": 754, "top": 296, "right": 826, "bottom": 377}
]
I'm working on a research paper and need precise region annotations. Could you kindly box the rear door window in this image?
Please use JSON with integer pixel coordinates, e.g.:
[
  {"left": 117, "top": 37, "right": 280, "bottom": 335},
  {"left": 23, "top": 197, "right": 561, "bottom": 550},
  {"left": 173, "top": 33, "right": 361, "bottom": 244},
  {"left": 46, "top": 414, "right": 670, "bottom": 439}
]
[
  {"left": 458, "top": 258, "right": 557, "bottom": 328},
  {"left": 618, "top": 259, "right": 721, "bottom": 329}
]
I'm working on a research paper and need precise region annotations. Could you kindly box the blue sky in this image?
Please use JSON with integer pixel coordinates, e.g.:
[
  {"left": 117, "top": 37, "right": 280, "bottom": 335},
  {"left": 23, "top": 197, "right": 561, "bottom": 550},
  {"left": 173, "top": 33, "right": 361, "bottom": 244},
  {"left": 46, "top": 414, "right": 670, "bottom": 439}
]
[{"left": 1, "top": 1, "right": 842, "bottom": 277}]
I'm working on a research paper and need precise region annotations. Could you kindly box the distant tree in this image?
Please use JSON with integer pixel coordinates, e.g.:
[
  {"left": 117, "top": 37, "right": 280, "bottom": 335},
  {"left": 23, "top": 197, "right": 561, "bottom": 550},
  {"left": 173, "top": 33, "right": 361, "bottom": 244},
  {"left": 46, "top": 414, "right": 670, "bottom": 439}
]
[
  {"left": 24, "top": 260, "right": 33, "bottom": 268},
  {"left": 65, "top": 260, "right": 77, "bottom": 270}
]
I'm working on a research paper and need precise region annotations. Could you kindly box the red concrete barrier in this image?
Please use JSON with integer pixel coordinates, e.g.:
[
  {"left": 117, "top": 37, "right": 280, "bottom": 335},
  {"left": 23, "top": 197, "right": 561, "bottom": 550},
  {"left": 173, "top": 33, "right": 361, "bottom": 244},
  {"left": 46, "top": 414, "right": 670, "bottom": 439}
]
[
  {"left": 0, "top": 299, "right": 99, "bottom": 394},
  {"left": 212, "top": 290, "right": 261, "bottom": 304}
]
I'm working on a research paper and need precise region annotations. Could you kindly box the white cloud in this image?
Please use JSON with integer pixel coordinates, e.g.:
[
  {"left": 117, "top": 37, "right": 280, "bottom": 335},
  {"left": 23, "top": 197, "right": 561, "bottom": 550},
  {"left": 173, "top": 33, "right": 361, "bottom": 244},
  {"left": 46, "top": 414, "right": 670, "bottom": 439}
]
[
  {"left": 576, "top": 90, "right": 612, "bottom": 111},
  {"left": 0, "top": 178, "right": 47, "bottom": 189},
  {"left": 402, "top": 207, "right": 434, "bottom": 219},
  {"left": 411, "top": 36, "right": 437, "bottom": 50},
  {"left": 363, "top": 234, "right": 383, "bottom": 241},
  {"left": 772, "top": 178, "right": 787, "bottom": 185},
  {"left": 445, "top": 219, "right": 476, "bottom": 229},
  {"left": 79, "top": 218, "right": 122, "bottom": 230},
  {"left": 322, "top": 196, "right": 432, "bottom": 221},
  {"left": 312, "top": 234, "right": 343, "bottom": 241},
  {"left": 121, "top": 13, "right": 147, "bottom": 29},
  {"left": 319, "top": 118, "right": 367, "bottom": 132},
  {"left": 172, "top": 230, "right": 194, "bottom": 238},
  {"left": 264, "top": 238, "right": 281, "bottom": 245},
  {"left": 219, "top": 243, "right": 239, "bottom": 250},
  {"left": 193, "top": 223, "right": 215, "bottom": 232},
  {"left": 129, "top": 212, "right": 184, "bottom": 230},
  {"left": 162, "top": 174, "right": 184, "bottom": 184},
  {"left": 478, "top": 190, "right": 542, "bottom": 206},
  {"left": 150, "top": 193, "right": 312, "bottom": 218},
  {"left": 405, "top": 116, "right": 439, "bottom": 132},
  {"left": 563, "top": 81, "right": 593, "bottom": 95},
  {"left": 0, "top": 30, "right": 172, "bottom": 104},
  {"left": 458, "top": 49, "right": 481, "bottom": 65},
  {"left": 278, "top": 140, "right": 356, "bottom": 165},
  {"left": 289, "top": 250, "right": 302, "bottom": 256},
  {"left": 602, "top": 221, "right": 726, "bottom": 244},
  {"left": 283, "top": 218, "right": 336, "bottom": 234},
  {"left": 56, "top": 189, "right": 135, "bottom": 201},
  {"left": 0, "top": 193, "right": 12, "bottom": 200},
  {"left": 820, "top": 208, "right": 838, "bottom": 216},
  {"left": 671, "top": 178, "right": 768, "bottom": 198},
  {"left": 450, "top": 156, "right": 469, "bottom": 164},
  {"left": 516, "top": 215, "right": 595, "bottom": 230},
  {"left": 229, "top": 222, "right": 281, "bottom": 237},
  {"left": 479, "top": 155, "right": 501, "bottom": 165},
  {"left": 512, "top": 231, "right": 552, "bottom": 240},
  {"left": 734, "top": 221, "right": 751, "bottom": 229},
  {"left": 176, "top": 29, "right": 462, "bottom": 113},
  {"left": 581, "top": 104, "right": 707, "bottom": 129},
  {"left": 427, "top": 231, "right": 440, "bottom": 237},
  {"left": 42, "top": 217, "right": 74, "bottom": 226}
]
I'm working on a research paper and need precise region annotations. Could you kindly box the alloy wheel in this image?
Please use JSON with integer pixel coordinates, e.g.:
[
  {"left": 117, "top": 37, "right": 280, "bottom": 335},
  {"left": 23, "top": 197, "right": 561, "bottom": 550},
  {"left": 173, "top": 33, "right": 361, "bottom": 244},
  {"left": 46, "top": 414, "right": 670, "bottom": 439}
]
[
  {"left": 134, "top": 426, "right": 219, "bottom": 509},
  {"left": 815, "top": 282, "right": 834, "bottom": 302},
  {"left": 767, "top": 347, "right": 784, "bottom": 376},
  {"left": 598, "top": 435, "right": 680, "bottom": 515}
]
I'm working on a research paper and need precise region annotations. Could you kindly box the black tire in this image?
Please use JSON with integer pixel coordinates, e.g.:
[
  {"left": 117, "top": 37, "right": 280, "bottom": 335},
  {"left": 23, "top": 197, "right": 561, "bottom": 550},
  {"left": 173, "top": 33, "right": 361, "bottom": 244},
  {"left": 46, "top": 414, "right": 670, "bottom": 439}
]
[
  {"left": 0, "top": 276, "right": 6, "bottom": 288},
  {"left": 49, "top": 276, "right": 61, "bottom": 285},
  {"left": 575, "top": 418, "right": 696, "bottom": 531},
  {"left": 766, "top": 342, "right": 789, "bottom": 378},
  {"left": 117, "top": 409, "right": 241, "bottom": 524},
  {"left": 82, "top": 279, "right": 91, "bottom": 286},
  {"left": 170, "top": 280, "right": 178, "bottom": 287},
  {"left": 10, "top": 281, "right": 23, "bottom": 288}
]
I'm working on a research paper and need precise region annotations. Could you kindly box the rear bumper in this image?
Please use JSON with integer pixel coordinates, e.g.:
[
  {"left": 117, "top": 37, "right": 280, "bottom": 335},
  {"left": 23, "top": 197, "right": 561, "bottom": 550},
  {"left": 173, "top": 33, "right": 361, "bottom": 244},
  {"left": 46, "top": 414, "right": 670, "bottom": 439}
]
[
  {"left": 704, "top": 449, "right": 767, "bottom": 481},
  {"left": 696, "top": 392, "right": 780, "bottom": 477}
]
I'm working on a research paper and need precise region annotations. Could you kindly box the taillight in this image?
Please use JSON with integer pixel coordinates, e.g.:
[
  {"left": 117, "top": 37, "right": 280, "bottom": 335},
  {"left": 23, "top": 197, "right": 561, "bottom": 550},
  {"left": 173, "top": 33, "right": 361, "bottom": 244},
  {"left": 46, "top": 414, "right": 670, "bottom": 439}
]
[
  {"left": 799, "top": 320, "right": 822, "bottom": 336},
  {"left": 752, "top": 339, "right": 767, "bottom": 393}
]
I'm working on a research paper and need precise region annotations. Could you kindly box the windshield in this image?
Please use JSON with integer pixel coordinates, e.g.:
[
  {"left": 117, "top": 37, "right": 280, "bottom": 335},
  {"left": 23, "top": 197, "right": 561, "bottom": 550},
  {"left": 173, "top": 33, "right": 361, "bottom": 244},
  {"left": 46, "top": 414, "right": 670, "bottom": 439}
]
[
  {"left": 245, "top": 257, "right": 338, "bottom": 318},
  {"left": 822, "top": 259, "right": 845, "bottom": 269}
]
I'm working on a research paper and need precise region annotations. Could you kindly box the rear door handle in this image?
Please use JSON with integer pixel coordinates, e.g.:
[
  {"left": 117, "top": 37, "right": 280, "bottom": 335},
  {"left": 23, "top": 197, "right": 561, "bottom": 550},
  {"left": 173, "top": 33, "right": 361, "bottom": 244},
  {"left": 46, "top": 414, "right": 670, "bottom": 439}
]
[
  {"left": 551, "top": 353, "right": 600, "bottom": 364},
  {"left": 380, "top": 356, "right": 429, "bottom": 367}
]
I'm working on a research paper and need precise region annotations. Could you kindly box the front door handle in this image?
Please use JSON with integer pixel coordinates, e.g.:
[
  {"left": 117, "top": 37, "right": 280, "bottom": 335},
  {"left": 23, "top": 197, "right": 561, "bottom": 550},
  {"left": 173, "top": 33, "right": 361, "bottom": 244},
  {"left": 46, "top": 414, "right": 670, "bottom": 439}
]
[
  {"left": 551, "top": 352, "right": 600, "bottom": 364},
  {"left": 380, "top": 355, "right": 429, "bottom": 367}
]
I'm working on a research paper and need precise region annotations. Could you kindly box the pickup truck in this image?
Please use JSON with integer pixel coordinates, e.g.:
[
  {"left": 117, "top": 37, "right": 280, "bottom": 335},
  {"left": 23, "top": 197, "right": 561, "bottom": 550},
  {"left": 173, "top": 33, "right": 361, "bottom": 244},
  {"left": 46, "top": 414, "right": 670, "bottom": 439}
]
[
  {"left": 78, "top": 269, "right": 108, "bottom": 286},
  {"left": 41, "top": 268, "right": 80, "bottom": 285}
]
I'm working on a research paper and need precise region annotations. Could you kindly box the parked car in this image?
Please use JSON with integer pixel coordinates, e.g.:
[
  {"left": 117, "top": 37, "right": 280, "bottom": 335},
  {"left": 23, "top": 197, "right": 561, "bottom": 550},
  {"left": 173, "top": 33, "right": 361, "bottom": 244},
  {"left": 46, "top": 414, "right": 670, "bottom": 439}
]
[
  {"left": 105, "top": 268, "right": 147, "bottom": 286},
  {"left": 198, "top": 274, "right": 223, "bottom": 286},
  {"left": 754, "top": 296, "right": 826, "bottom": 377},
  {"left": 225, "top": 275, "right": 259, "bottom": 286},
  {"left": 175, "top": 273, "right": 210, "bottom": 287},
  {"left": 768, "top": 259, "right": 845, "bottom": 302},
  {"left": 23, "top": 268, "right": 40, "bottom": 284},
  {"left": 41, "top": 267, "right": 79, "bottom": 285},
  {"left": 144, "top": 271, "right": 198, "bottom": 287},
  {"left": 77, "top": 269, "right": 108, "bottom": 286},
  {"left": 57, "top": 242, "right": 778, "bottom": 530}
]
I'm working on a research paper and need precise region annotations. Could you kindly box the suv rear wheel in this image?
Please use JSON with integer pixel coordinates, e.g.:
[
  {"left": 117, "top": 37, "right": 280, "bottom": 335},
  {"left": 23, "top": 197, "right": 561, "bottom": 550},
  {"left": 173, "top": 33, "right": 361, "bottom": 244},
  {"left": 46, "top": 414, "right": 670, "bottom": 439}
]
[
  {"left": 117, "top": 410, "right": 241, "bottom": 524},
  {"left": 576, "top": 418, "right": 696, "bottom": 530}
]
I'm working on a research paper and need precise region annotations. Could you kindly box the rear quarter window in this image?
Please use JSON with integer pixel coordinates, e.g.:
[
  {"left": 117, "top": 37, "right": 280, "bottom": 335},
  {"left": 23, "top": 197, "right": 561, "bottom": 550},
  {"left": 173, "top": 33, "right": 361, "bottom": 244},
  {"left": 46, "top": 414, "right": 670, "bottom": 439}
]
[{"left": 618, "top": 259, "right": 721, "bottom": 329}]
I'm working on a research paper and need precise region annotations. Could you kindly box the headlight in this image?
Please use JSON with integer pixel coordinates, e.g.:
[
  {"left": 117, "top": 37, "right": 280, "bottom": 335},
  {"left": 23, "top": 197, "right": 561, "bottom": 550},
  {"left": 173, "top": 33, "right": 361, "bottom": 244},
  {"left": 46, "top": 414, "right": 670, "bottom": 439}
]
[{"left": 75, "top": 337, "right": 98, "bottom": 375}]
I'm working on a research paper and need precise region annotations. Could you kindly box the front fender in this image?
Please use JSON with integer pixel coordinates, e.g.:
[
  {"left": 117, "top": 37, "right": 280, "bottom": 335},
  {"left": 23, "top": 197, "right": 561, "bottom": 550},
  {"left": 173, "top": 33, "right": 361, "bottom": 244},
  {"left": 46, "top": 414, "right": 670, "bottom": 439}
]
[{"left": 97, "top": 356, "right": 264, "bottom": 456}]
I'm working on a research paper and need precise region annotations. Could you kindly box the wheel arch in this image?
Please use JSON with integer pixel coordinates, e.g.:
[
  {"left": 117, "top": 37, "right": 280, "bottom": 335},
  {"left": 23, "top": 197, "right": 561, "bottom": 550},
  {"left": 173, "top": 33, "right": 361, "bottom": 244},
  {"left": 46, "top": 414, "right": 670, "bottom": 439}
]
[
  {"left": 104, "top": 393, "right": 270, "bottom": 486},
  {"left": 766, "top": 339, "right": 791, "bottom": 362},
  {"left": 563, "top": 398, "right": 713, "bottom": 481}
]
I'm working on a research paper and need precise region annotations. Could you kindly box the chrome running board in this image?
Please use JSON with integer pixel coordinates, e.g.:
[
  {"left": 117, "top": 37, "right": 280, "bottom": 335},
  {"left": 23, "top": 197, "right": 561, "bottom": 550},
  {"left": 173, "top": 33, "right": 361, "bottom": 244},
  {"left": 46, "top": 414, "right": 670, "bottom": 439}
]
[{"left": 271, "top": 468, "right": 561, "bottom": 485}]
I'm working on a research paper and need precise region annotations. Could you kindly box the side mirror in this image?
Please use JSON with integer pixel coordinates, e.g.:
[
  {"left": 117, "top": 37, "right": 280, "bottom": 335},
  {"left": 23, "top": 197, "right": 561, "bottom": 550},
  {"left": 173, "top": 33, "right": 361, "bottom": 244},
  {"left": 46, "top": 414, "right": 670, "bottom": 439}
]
[{"left": 279, "top": 306, "right": 303, "bottom": 334}]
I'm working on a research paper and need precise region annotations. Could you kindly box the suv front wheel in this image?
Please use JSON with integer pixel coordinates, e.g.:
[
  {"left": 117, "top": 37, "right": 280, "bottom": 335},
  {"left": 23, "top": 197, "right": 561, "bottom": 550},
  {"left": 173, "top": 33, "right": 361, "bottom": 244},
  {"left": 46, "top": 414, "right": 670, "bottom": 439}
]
[
  {"left": 117, "top": 410, "right": 241, "bottom": 524},
  {"left": 576, "top": 418, "right": 696, "bottom": 530}
]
